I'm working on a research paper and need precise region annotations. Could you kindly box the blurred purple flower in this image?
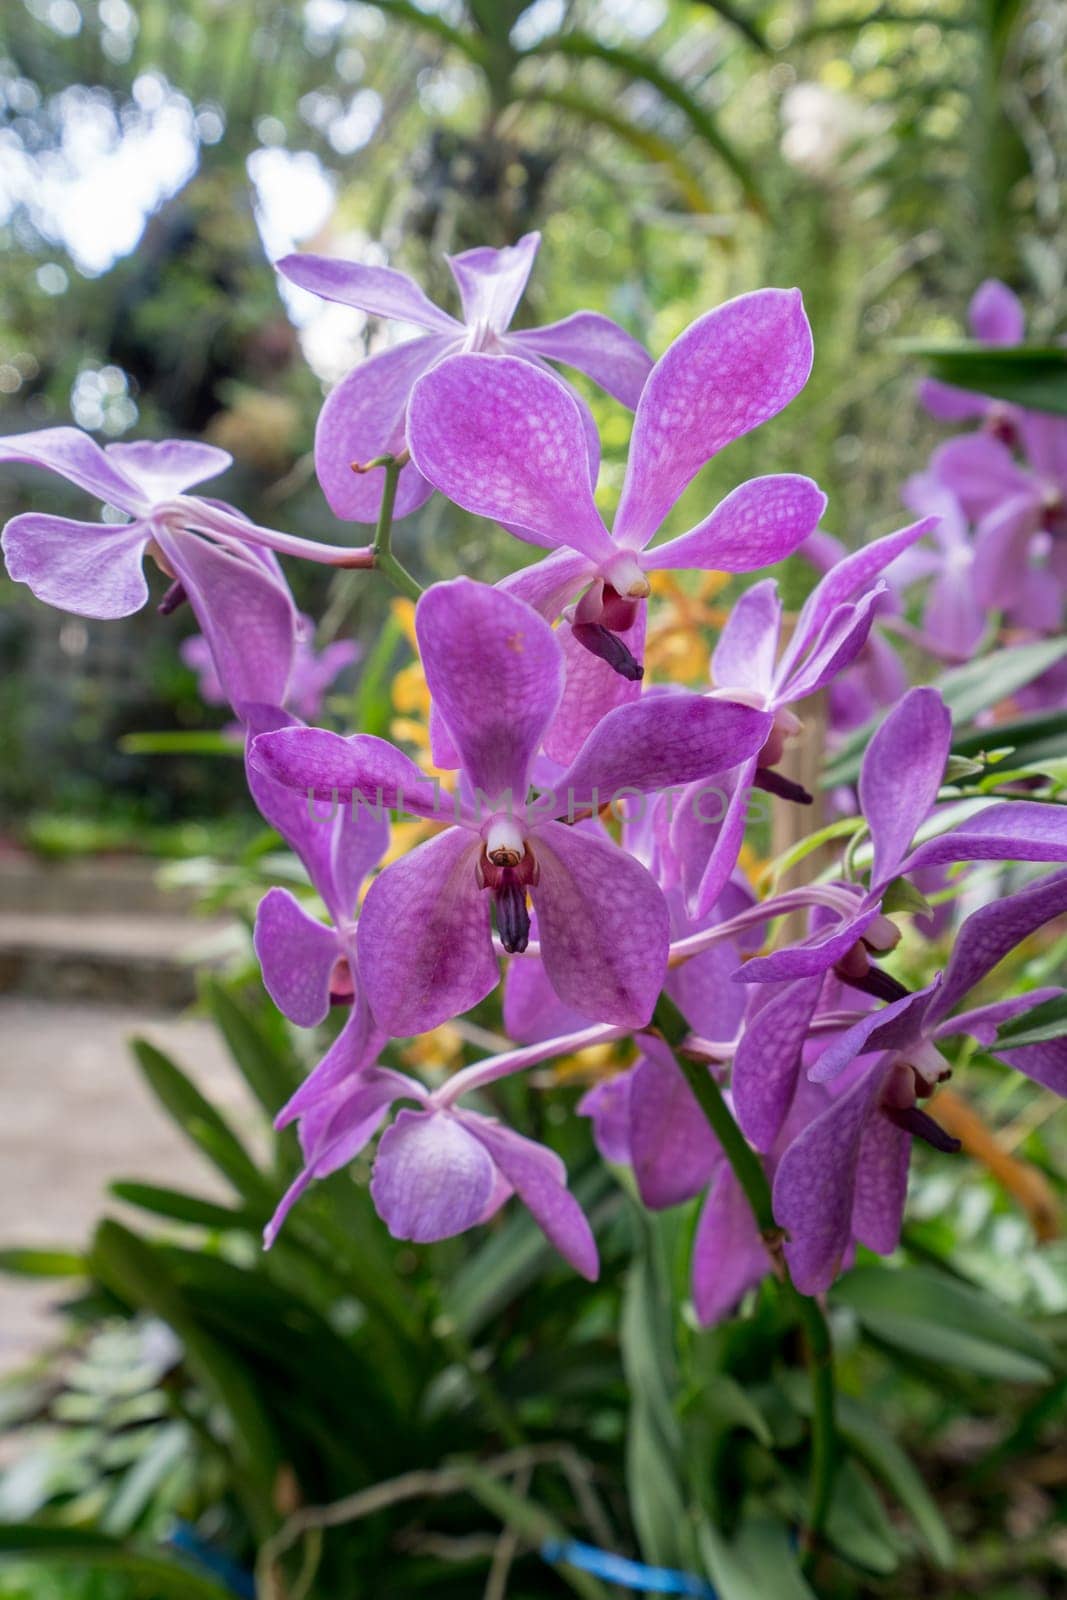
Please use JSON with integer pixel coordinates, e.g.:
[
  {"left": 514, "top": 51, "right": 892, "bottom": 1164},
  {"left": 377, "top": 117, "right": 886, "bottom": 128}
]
[
  {"left": 183, "top": 617, "right": 359, "bottom": 722},
  {"left": 919, "top": 278, "right": 1025, "bottom": 425}
]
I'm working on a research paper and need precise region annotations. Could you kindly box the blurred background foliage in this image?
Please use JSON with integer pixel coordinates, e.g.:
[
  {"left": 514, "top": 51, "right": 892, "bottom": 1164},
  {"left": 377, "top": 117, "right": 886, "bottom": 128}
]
[{"left": 0, "top": 0, "right": 1065, "bottom": 848}]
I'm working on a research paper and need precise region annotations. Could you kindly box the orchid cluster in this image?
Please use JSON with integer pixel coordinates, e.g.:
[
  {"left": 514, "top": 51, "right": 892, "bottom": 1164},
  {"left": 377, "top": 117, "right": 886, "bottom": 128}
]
[{"left": 3, "top": 239, "right": 1066, "bottom": 1331}]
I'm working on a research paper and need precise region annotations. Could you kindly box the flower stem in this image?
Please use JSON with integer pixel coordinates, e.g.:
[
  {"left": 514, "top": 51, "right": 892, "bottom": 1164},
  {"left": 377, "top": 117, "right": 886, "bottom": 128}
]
[
  {"left": 370, "top": 455, "right": 422, "bottom": 601},
  {"left": 652, "top": 994, "right": 836, "bottom": 1573}
]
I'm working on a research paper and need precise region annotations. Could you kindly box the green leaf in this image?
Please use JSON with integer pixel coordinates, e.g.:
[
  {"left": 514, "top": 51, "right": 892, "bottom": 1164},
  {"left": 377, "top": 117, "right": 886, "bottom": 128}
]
[
  {"left": 879, "top": 876, "right": 934, "bottom": 918},
  {"left": 832, "top": 1263, "right": 1056, "bottom": 1383},
  {"left": 130, "top": 1038, "right": 271, "bottom": 1207},
  {"left": 109, "top": 1182, "right": 256, "bottom": 1232},
  {"left": 758, "top": 815, "right": 866, "bottom": 887},
  {"left": 900, "top": 340, "right": 1067, "bottom": 414},
  {"left": 0, "top": 1248, "right": 87, "bottom": 1278},
  {"left": 995, "top": 992, "right": 1067, "bottom": 1049},
  {"left": 824, "top": 1457, "right": 903, "bottom": 1574},
  {"left": 698, "top": 1514, "right": 816, "bottom": 1599},
  {"left": 89, "top": 1221, "right": 280, "bottom": 1535},
  {"left": 621, "top": 1224, "right": 688, "bottom": 1569},
  {"left": 823, "top": 640, "right": 1067, "bottom": 787},
  {"left": 0, "top": 1524, "right": 236, "bottom": 1599},
  {"left": 201, "top": 977, "right": 300, "bottom": 1117}
]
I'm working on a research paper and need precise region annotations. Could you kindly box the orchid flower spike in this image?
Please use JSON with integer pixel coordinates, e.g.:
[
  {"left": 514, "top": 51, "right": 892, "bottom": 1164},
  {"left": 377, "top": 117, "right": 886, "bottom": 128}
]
[
  {"left": 277, "top": 231, "right": 652, "bottom": 522},
  {"left": 775, "top": 869, "right": 1067, "bottom": 1293},
  {"left": 250, "top": 577, "right": 774, "bottom": 1035},
  {"left": 407, "top": 287, "right": 825, "bottom": 761}
]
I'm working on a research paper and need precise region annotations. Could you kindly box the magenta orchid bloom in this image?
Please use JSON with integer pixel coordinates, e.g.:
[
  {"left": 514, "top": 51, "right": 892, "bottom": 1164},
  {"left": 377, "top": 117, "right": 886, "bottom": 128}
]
[
  {"left": 250, "top": 577, "right": 774, "bottom": 1035},
  {"left": 264, "top": 1060, "right": 597, "bottom": 1277},
  {"left": 919, "top": 278, "right": 1025, "bottom": 425},
  {"left": 407, "top": 288, "right": 825, "bottom": 761},
  {"left": 277, "top": 231, "right": 652, "bottom": 522},
  {"left": 0, "top": 429, "right": 331, "bottom": 709},
  {"left": 775, "top": 871, "right": 1067, "bottom": 1293}
]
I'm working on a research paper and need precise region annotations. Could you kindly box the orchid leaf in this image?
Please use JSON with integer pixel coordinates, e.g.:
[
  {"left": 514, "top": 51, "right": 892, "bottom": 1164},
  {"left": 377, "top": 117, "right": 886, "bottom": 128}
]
[{"left": 995, "top": 992, "right": 1067, "bottom": 1049}]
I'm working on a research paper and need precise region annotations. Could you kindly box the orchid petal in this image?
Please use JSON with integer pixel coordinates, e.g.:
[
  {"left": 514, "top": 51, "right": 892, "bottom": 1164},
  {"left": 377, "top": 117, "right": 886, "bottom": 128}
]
[
  {"left": 807, "top": 988, "right": 937, "bottom": 1084},
  {"left": 415, "top": 577, "right": 563, "bottom": 800},
  {"left": 711, "top": 580, "right": 781, "bottom": 696},
  {"left": 357, "top": 827, "right": 497, "bottom": 1035},
  {"left": 250, "top": 725, "right": 457, "bottom": 821},
  {"left": 673, "top": 763, "right": 755, "bottom": 922},
  {"left": 733, "top": 978, "right": 824, "bottom": 1150},
  {"left": 503, "top": 945, "right": 588, "bottom": 1043},
  {"left": 918, "top": 378, "right": 991, "bottom": 423},
  {"left": 499, "top": 549, "right": 595, "bottom": 619},
  {"left": 508, "top": 310, "right": 652, "bottom": 407},
  {"left": 372, "top": 1109, "right": 497, "bottom": 1241},
  {"left": 0, "top": 425, "right": 145, "bottom": 514},
  {"left": 930, "top": 870, "right": 1067, "bottom": 1023},
  {"left": 613, "top": 289, "right": 814, "bottom": 550},
  {"left": 774, "top": 1055, "right": 894, "bottom": 1295},
  {"left": 649, "top": 475, "right": 826, "bottom": 573},
  {"left": 276, "top": 252, "right": 460, "bottom": 332},
  {"left": 851, "top": 1111, "right": 911, "bottom": 1257},
  {"left": 407, "top": 354, "right": 612, "bottom": 560},
  {"left": 972, "top": 492, "right": 1043, "bottom": 609},
  {"left": 106, "top": 439, "right": 232, "bottom": 499},
  {"left": 737, "top": 903, "right": 880, "bottom": 986},
  {"left": 692, "top": 1163, "right": 769, "bottom": 1326},
  {"left": 970, "top": 279, "right": 1025, "bottom": 345},
  {"left": 1, "top": 513, "right": 150, "bottom": 619},
  {"left": 859, "top": 686, "right": 952, "bottom": 889},
  {"left": 253, "top": 888, "right": 342, "bottom": 1028},
  {"left": 274, "top": 998, "right": 393, "bottom": 1130},
  {"left": 554, "top": 693, "right": 773, "bottom": 809},
  {"left": 902, "top": 802, "right": 1067, "bottom": 875},
  {"left": 460, "top": 1112, "right": 599, "bottom": 1279},
  {"left": 932, "top": 434, "right": 1033, "bottom": 519},
  {"left": 542, "top": 606, "right": 646, "bottom": 766},
  {"left": 314, "top": 336, "right": 454, "bottom": 522},
  {"left": 445, "top": 233, "right": 540, "bottom": 331},
  {"left": 530, "top": 820, "right": 669, "bottom": 1027},
  {"left": 578, "top": 1070, "right": 634, "bottom": 1167}
]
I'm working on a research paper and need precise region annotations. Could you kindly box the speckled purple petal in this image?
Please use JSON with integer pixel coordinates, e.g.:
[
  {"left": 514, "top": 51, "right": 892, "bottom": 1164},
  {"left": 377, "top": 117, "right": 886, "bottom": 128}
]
[
  {"left": 554, "top": 693, "right": 773, "bottom": 808},
  {"left": 499, "top": 549, "right": 595, "bottom": 619},
  {"left": 253, "top": 887, "right": 342, "bottom": 1028},
  {"left": 859, "top": 687, "right": 952, "bottom": 889},
  {"left": 273, "top": 996, "right": 392, "bottom": 1130},
  {"left": 672, "top": 763, "right": 755, "bottom": 923},
  {"left": 775, "top": 517, "right": 936, "bottom": 686},
  {"left": 459, "top": 1111, "right": 599, "bottom": 1279},
  {"left": 1, "top": 513, "right": 150, "bottom": 619},
  {"left": 0, "top": 425, "right": 145, "bottom": 513},
  {"left": 276, "top": 252, "right": 460, "bottom": 332},
  {"left": 778, "top": 589, "right": 885, "bottom": 703},
  {"left": 930, "top": 870, "right": 1067, "bottom": 1023},
  {"left": 995, "top": 1037, "right": 1067, "bottom": 1096},
  {"left": 446, "top": 233, "right": 540, "bottom": 331},
  {"left": 613, "top": 289, "right": 813, "bottom": 550},
  {"left": 106, "top": 439, "right": 232, "bottom": 499},
  {"left": 733, "top": 978, "right": 824, "bottom": 1150},
  {"left": 692, "top": 1161, "right": 769, "bottom": 1326},
  {"left": 372, "top": 1108, "right": 497, "bottom": 1242},
  {"left": 774, "top": 1054, "right": 894, "bottom": 1295},
  {"left": 530, "top": 819, "right": 669, "bottom": 1027},
  {"left": 850, "top": 1109, "right": 910, "bottom": 1257},
  {"left": 807, "top": 987, "right": 937, "bottom": 1084},
  {"left": 711, "top": 580, "right": 781, "bottom": 695},
  {"left": 503, "top": 943, "right": 589, "bottom": 1043},
  {"left": 415, "top": 578, "right": 563, "bottom": 800},
  {"left": 937, "top": 988, "right": 1061, "bottom": 1045},
  {"left": 314, "top": 336, "right": 454, "bottom": 522},
  {"left": 357, "top": 826, "right": 497, "bottom": 1035},
  {"left": 157, "top": 528, "right": 297, "bottom": 713},
  {"left": 629, "top": 1038, "right": 720, "bottom": 1209},
  {"left": 648, "top": 475, "right": 826, "bottom": 574},
  {"left": 508, "top": 310, "right": 652, "bottom": 408},
  {"left": 902, "top": 802, "right": 1067, "bottom": 875},
  {"left": 407, "top": 354, "right": 613, "bottom": 560},
  {"left": 250, "top": 724, "right": 457, "bottom": 821},
  {"left": 738, "top": 902, "right": 880, "bottom": 986}
]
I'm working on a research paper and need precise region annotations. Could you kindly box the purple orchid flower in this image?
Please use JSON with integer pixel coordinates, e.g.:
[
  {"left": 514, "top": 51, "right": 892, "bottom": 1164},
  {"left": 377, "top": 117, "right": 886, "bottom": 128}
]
[
  {"left": 183, "top": 617, "right": 359, "bottom": 723},
  {"left": 891, "top": 472, "right": 985, "bottom": 663},
  {"left": 774, "top": 870, "right": 1067, "bottom": 1293},
  {"left": 406, "top": 288, "right": 824, "bottom": 761},
  {"left": 265, "top": 1056, "right": 598, "bottom": 1279},
  {"left": 250, "top": 577, "right": 774, "bottom": 1035},
  {"left": 919, "top": 278, "right": 1025, "bottom": 425},
  {"left": 666, "top": 517, "right": 936, "bottom": 921},
  {"left": 277, "top": 231, "right": 652, "bottom": 523},
  {"left": 0, "top": 428, "right": 359, "bottom": 711},
  {"left": 930, "top": 413, "right": 1067, "bottom": 612},
  {"left": 730, "top": 684, "right": 1067, "bottom": 1150}
]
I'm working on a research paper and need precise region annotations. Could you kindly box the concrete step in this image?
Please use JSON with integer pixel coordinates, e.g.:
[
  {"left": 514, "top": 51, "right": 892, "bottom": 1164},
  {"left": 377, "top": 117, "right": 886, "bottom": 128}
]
[
  {"left": 0, "top": 855, "right": 195, "bottom": 917},
  {"left": 0, "top": 911, "right": 237, "bottom": 1008}
]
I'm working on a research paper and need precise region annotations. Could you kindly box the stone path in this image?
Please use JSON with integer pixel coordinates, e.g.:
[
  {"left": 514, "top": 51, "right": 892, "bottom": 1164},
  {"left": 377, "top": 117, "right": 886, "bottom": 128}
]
[{"left": 0, "top": 998, "right": 261, "bottom": 1371}]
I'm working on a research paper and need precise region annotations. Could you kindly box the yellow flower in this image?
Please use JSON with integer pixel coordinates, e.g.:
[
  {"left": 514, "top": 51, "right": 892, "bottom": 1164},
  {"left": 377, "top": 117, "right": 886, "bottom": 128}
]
[{"left": 644, "top": 570, "right": 732, "bottom": 685}]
